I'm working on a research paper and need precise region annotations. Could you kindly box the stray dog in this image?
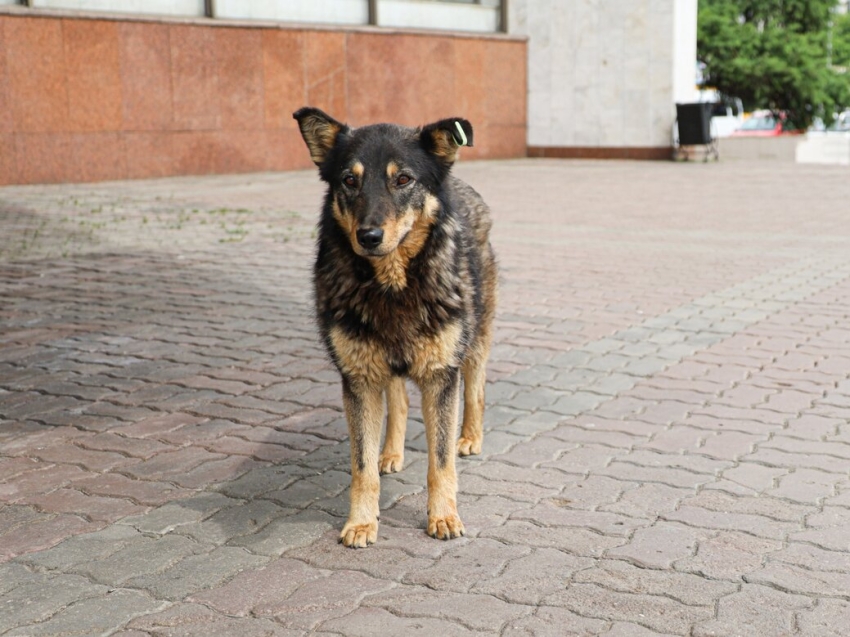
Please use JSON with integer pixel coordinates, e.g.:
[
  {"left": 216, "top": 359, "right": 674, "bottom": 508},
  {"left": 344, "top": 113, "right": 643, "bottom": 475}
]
[{"left": 293, "top": 107, "right": 497, "bottom": 548}]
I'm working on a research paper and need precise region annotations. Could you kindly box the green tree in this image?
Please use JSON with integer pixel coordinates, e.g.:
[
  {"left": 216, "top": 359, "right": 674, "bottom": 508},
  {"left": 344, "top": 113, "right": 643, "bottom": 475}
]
[
  {"left": 698, "top": 0, "right": 850, "bottom": 129},
  {"left": 833, "top": 10, "right": 850, "bottom": 71}
]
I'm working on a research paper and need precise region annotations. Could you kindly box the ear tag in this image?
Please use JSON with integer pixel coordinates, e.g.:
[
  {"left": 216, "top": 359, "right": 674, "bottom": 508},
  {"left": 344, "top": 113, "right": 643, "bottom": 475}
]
[{"left": 452, "top": 120, "right": 468, "bottom": 146}]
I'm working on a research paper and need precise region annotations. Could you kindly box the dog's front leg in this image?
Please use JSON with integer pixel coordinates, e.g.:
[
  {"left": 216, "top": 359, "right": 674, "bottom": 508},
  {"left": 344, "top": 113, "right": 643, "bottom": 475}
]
[
  {"left": 340, "top": 376, "right": 384, "bottom": 548},
  {"left": 421, "top": 367, "right": 465, "bottom": 540}
]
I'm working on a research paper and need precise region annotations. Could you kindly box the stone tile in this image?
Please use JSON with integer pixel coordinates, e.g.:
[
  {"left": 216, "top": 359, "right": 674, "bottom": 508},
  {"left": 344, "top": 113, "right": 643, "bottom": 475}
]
[
  {"left": 574, "top": 559, "right": 738, "bottom": 606},
  {"left": 319, "top": 606, "right": 484, "bottom": 637},
  {"left": 189, "top": 557, "right": 325, "bottom": 616},
  {"left": 544, "top": 583, "right": 714, "bottom": 635},
  {"left": 606, "top": 522, "right": 705, "bottom": 569},
  {"left": 0, "top": 570, "right": 109, "bottom": 634},
  {"left": 676, "top": 531, "right": 783, "bottom": 580},
  {"left": 502, "top": 606, "right": 609, "bottom": 637},
  {"left": 363, "top": 586, "right": 530, "bottom": 632},
  {"left": 796, "top": 599, "right": 850, "bottom": 637},
  {"left": 125, "top": 546, "right": 268, "bottom": 600},
  {"left": 481, "top": 520, "right": 626, "bottom": 557},
  {"left": 692, "top": 584, "right": 813, "bottom": 637},
  {"left": 472, "top": 548, "right": 594, "bottom": 604},
  {"left": 126, "top": 602, "right": 301, "bottom": 636},
  {"left": 255, "top": 570, "right": 395, "bottom": 630},
  {"left": 15, "top": 589, "right": 165, "bottom": 637},
  {"left": 404, "top": 538, "right": 531, "bottom": 593}
]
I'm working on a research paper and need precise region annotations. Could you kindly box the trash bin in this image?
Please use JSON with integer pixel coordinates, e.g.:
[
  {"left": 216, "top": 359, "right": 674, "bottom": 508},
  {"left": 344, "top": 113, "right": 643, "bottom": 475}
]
[
  {"left": 676, "top": 102, "right": 713, "bottom": 145},
  {"left": 675, "top": 102, "right": 718, "bottom": 161}
]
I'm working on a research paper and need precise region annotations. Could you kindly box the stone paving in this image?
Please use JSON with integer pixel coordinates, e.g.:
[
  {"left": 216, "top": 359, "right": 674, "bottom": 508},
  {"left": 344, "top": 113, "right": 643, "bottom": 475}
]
[{"left": 2, "top": 158, "right": 850, "bottom": 636}]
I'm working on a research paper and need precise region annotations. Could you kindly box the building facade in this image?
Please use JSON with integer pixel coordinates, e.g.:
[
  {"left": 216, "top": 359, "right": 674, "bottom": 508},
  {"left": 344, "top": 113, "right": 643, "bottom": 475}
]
[{"left": 0, "top": 1, "right": 696, "bottom": 184}]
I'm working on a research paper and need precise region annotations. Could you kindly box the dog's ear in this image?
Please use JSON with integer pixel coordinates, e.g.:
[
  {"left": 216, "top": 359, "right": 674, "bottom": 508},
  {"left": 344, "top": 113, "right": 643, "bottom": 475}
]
[
  {"left": 293, "top": 107, "right": 349, "bottom": 166},
  {"left": 419, "top": 118, "right": 474, "bottom": 168}
]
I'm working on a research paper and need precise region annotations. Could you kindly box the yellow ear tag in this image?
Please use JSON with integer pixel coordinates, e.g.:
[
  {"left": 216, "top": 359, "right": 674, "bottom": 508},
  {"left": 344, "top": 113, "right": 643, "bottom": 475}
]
[{"left": 453, "top": 121, "right": 468, "bottom": 146}]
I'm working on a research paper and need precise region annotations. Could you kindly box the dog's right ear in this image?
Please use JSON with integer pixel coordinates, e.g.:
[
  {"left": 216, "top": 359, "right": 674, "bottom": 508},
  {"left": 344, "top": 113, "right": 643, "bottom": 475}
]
[{"left": 293, "top": 107, "right": 349, "bottom": 166}]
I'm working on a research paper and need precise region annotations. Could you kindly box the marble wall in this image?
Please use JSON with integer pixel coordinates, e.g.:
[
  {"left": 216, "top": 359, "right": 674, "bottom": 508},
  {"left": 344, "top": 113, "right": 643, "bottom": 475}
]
[{"left": 511, "top": 0, "right": 697, "bottom": 154}]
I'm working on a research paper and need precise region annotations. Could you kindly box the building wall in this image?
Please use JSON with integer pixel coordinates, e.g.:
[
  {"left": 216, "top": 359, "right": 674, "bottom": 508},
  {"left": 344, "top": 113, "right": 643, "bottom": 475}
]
[
  {"left": 0, "top": 10, "right": 526, "bottom": 185},
  {"left": 511, "top": 0, "right": 697, "bottom": 158}
]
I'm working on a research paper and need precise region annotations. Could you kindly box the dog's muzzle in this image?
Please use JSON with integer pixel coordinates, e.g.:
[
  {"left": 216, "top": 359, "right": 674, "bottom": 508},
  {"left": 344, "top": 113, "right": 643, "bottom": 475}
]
[{"left": 356, "top": 227, "right": 384, "bottom": 250}]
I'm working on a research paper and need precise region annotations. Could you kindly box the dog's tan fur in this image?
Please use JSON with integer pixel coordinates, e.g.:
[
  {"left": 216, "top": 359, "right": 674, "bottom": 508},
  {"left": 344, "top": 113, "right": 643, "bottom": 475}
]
[{"left": 294, "top": 106, "right": 497, "bottom": 547}]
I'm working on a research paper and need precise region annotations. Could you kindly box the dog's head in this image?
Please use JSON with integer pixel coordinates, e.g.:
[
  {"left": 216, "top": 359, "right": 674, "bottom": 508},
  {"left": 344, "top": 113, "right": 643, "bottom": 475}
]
[{"left": 293, "top": 107, "right": 473, "bottom": 258}]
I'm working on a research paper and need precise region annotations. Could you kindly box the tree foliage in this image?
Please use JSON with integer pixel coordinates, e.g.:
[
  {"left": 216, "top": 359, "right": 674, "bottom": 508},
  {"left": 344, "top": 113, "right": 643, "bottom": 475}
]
[{"left": 698, "top": 0, "right": 850, "bottom": 129}]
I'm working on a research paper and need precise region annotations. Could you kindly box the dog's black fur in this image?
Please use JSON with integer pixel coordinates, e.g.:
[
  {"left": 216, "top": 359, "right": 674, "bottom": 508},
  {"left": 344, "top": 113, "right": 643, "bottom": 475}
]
[{"left": 294, "top": 107, "right": 497, "bottom": 547}]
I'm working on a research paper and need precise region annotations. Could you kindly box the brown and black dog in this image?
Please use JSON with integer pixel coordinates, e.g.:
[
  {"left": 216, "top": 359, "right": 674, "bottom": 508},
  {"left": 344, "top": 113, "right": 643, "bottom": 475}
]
[{"left": 293, "top": 107, "right": 497, "bottom": 548}]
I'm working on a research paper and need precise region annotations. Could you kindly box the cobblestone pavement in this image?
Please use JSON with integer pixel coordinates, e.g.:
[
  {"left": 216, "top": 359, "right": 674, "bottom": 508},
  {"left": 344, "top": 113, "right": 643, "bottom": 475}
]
[{"left": 2, "top": 158, "right": 850, "bottom": 636}]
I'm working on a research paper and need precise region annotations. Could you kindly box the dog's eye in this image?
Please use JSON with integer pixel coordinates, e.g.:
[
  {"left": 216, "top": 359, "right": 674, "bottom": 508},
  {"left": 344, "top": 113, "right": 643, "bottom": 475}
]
[
  {"left": 343, "top": 175, "right": 357, "bottom": 188},
  {"left": 396, "top": 174, "right": 413, "bottom": 187}
]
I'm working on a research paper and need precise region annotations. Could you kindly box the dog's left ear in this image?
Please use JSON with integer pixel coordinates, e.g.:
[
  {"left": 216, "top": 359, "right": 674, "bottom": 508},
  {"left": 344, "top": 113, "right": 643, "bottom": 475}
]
[
  {"left": 419, "top": 118, "right": 474, "bottom": 168},
  {"left": 293, "top": 107, "right": 349, "bottom": 166}
]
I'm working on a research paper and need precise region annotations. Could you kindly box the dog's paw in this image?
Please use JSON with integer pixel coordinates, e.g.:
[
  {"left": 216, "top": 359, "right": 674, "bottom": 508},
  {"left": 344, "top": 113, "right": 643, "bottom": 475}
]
[
  {"left": 339, "top": 520, "right": 378, "bottom": 548},
  {"left": 428, "top": 514, "right": 465, "bottom": 540},
  {"left": 457, "top": 436, "right": 482, "bottom": 457},
  {"left": 378, "top": 452, "right": 404, "bottom": 475}
]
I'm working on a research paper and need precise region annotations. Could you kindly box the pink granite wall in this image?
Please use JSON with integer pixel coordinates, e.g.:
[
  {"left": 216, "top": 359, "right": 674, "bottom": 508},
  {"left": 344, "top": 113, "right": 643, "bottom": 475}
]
[{"left": 0, "top": 13, "right": 527, "bottom": 185}]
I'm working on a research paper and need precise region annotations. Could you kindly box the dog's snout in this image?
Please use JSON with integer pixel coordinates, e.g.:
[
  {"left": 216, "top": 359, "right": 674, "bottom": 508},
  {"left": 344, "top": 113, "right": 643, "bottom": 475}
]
[{"left": 356, "top": 227, "right": 384, "bottom": 250}]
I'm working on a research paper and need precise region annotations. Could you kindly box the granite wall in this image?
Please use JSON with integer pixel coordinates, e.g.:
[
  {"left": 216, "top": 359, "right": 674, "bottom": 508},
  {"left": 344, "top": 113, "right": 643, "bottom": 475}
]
[{"left": 0, "top": 11, "right": 526, "bottom": 185}]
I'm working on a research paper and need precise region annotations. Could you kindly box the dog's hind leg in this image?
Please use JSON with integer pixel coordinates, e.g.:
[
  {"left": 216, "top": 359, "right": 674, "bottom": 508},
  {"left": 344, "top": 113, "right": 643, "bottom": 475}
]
[
  {"left": 340, "top": 377, "right": 384, "bottom": 548},
  {"left": 458, "top": 327, "right": 491, "bottom": 457},
  {"left": 379, "top": 376, "right": 408, "bottom": 474},
  {"left": 421, "top": 368, "right": 465, "bottom": 540}
]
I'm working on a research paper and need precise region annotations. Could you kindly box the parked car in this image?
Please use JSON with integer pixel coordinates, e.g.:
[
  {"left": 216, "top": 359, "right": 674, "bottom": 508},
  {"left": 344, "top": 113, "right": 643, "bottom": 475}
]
[
  {"left": 709, "top": 97, "right": 745, "bottom": 137},
  {"left": 731, "top": 110, "right": 802, "bottom": 136}
]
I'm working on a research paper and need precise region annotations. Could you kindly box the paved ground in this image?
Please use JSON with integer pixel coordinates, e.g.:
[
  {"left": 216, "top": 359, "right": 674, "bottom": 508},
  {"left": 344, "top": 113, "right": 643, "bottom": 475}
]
[{"left": 2, "top": 158, "right": 850, "bottom": 636}]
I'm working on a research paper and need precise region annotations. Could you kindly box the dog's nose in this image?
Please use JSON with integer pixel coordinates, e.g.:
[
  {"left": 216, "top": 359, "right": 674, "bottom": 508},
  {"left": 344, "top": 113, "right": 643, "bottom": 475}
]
[{"left": 356, "top": 227, "right": 384, "bottom": 250}]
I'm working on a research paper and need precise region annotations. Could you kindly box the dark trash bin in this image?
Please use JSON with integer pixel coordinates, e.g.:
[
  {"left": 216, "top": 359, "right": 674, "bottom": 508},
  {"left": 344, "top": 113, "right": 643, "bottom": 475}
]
[{"left": 675, "top": 102, "right": 718, "bottom": 160}]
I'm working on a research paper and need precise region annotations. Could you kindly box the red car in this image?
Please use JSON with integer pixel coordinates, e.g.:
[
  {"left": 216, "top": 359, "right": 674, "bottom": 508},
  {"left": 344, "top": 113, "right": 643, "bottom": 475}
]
[{"left": 731, "top": 110, "right": 802, "bottom": 136}]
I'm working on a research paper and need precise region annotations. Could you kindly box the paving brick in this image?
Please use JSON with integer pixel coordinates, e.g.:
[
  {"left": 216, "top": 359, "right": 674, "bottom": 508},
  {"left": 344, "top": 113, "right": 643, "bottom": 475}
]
[
  {"left": 574, "top": 559, "right": 738, "bottom": 606},
  {"left": 692, "top": 584, "right": 813, "bottom": 637},
  {"left": 177, "top": 499, "right": 289, "bottom": 545},
  {"left": 0, "top": 512, "right": 100, "bottom": 562},
  {"left": 675, "top": 531, "right": 783, "bottom": 580},
  {"left": 404, "top": 538, "right": 531, "bottom": 593},
  {"left": 767, "top": 467, "right": 842, "bottom": 503},
  {"left": 122, "top": 446, "right": 227, "bottom": 480},
  {"left": 681, "top": 489, "right": 811, "bottom": 523},
  {"left": 254, "top": 569, "right": 395, "bottom": 630},
  {"left": 663, "top": 505, "right": 798, "bottom": 541},
  {"left": 602, "top": 483, "right": 691, "bottom": 520},
  {"left": 0, "top": 570, "right": 109, "bottom": 634},
  {"left": 746, "top": 561, "right": 850, "bottom": 598},
  {"left": 228, "top": 508, "right": 338, "bottom": 556},
  {"left": 364, "top": 586, "right": 530, "bottom": 632},
  {"left": 501, "top": 606, "right": 609, "bottom": 637},
  {"left": 319, "top": 607, "right": 486, "bottom": 637},
  {"left": 189, "top": 557, "right": 325, "bottom": 616},
  {"left": 481, "top": 519, "right": 626, "bottom": 557},
  {"left": 557, "top": 475, "right": 630, "bottom": 510},
  {"left": 605, "top": 522, "right": 705, "bottom": 569},
  {"left": 125, "top": 545, "right": 269, "bottom": 599},
  {"left": 796, "top": 599, "right": 850, "bottom": 637},
  {"left": 471, "top": 547, "right": 594, "bottom": 604},
  {"left": 544, "top": 582, "right": 714, "bottom": 635},
  {"left": 513, "top": 501, "right": 648, "bottom": 538},
  {"left": 28, "top": 487, "right": 149, "bottom": 523},
  {"left": 15, "top": 589, "right": 167, "bottom": 636},
  {"left": 126, "top": 602, "right": 302, "bottom": 636},
  {"left": 72, "top": 533, "right": 204, "bottom": 586},
  {"left": 118, "top": 493, "right": 237, "bottom": 535}
]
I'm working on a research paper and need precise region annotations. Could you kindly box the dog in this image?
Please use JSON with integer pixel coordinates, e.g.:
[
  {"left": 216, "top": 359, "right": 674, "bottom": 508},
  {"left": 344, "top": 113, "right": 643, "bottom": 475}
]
[{"left": 293, "top": 107, "right": 497, "bottom": 548}]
